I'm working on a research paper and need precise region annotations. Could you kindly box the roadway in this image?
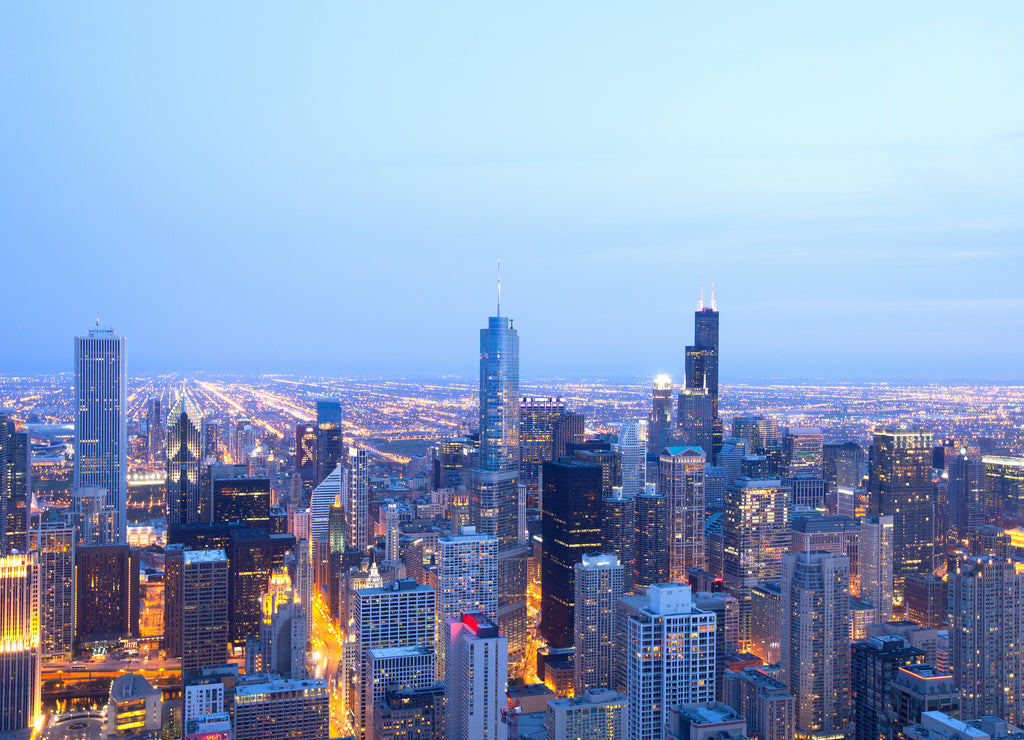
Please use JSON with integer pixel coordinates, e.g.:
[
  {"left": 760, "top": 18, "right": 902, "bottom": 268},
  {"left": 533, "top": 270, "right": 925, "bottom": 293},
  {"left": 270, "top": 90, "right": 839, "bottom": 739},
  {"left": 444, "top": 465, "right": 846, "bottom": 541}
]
[{"left": 309, "top": 587, "right": 350, "bottom": 738}]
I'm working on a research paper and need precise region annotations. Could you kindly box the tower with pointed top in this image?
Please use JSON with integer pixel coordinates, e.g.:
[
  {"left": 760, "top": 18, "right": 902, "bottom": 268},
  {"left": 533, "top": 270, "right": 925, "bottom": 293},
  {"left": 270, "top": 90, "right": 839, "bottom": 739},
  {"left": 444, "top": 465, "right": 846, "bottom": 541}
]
[
  {"left": 166, "top": 391, "right": 206, "bottom": 526},
  {"left": 471, "top": 270, "right": 528, "bottom": 669},
  {"left": 684, "top": 282, "right": 721, "bottom": 457}
]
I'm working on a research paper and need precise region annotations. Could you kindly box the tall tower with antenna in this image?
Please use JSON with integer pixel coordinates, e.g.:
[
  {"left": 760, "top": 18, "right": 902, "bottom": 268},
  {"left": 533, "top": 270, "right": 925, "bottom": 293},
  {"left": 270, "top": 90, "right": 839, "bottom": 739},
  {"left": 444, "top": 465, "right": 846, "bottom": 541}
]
[{"left": 684, "top": 281, "right": 722, "bottom": 457}]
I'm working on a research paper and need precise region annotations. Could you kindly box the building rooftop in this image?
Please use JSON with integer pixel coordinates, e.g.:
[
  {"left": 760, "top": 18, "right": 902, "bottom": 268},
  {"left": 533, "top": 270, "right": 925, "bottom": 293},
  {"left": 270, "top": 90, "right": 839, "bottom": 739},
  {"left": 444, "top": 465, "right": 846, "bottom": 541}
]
[
  {"left": 183, "top": 549, "right": 227, "bottom": 564},
  {"left": 548, "top": 688, "right": 626, "bottom": 709},
  {"left": 366, "top": 645, "right": 434, "bottom": 660},
  {"left": 109, "top": 672, "right": 160, "bottom": 701},
  {"left": 235, "top": 678, "right": 327, "bottom": 697}
]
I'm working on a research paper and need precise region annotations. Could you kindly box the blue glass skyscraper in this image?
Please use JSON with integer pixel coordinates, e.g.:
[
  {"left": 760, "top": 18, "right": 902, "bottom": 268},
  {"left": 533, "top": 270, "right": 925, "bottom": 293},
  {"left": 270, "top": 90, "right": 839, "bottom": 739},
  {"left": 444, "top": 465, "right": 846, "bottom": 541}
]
[{"left": 472, "top": 291, "right": 528, "bottom": 669}]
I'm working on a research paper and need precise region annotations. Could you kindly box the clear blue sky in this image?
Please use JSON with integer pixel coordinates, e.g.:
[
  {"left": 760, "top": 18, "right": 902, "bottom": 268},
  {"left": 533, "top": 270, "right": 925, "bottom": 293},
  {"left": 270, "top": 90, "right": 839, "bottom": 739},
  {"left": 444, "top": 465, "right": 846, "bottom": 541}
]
[{"left": 2, "top": 3, "right": 1022, "bottom": 381}]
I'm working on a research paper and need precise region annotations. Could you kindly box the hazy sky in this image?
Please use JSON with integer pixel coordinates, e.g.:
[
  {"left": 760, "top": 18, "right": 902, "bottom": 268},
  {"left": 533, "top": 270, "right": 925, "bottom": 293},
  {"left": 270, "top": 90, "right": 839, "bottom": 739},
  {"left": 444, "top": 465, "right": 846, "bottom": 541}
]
[{"left": 2, "top": 3, "right": 1022, "bottom": 382}]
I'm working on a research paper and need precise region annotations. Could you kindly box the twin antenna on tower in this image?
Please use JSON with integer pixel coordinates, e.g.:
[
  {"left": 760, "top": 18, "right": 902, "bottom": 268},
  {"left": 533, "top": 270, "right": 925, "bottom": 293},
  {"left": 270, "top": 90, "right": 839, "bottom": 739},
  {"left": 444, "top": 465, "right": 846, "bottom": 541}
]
[{"left": 698, "top": 275, "right": 717, "bottom": 311}]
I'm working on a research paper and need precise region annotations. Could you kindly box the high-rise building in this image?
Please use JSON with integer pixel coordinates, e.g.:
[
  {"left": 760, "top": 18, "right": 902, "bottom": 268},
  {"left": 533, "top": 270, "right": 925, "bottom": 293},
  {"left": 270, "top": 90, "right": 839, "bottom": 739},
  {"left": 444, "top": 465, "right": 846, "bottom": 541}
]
[
  {"left": 661, "top": 446, "right": 706, "bottom": 581},
  {"left": 704, "top": 465, "right": 729, "bottom": 511},
  {"left": 859, "top": 515, "right": 895, "bottom": 619},
  {"left": 685, "top": 287, "right": 720, "bottom": 456},
  {"left": 551, "top": 411, "right": 585, "bottom": 461},
  {"left": 519, "top": 397, "right": 566, "bottom": 510},
  {"left": 983, "top": 455, "right": 1024, "bottom": 519},
  {"left": 948, "top": 453, "right": 986, "bottom": 541},
  {"left": 634, "top": 485, "right": 668, "bottom": 589},
  {"left": 352, "top": 579, "right": 435, "bottom": 740},
  {"left": 234, "top": 678, "right": 329, "bottom": 740},
  {"left": 167, "top": 392, "right": 206, "bottom": 527},
  {"left": 723, "top": 666, "right": 795, "bottom": 740},
  {"left": 347, "top": 448, "right": 369, "bottom": 553},
  {"left": 781, "top": 428, "right": 824, "bottom": 478},
  {"left": 601, "top": 487, "right": 635, "bottom": 595},
  {"left": 904, "top": 574, "right": 947, "bottom": 630},
  {"left": 783, "top": 474, "right": 827, "bottom": 509},
  {"left": 146, "top": 397, "right": 163, "bottom": 463},
  {"left": 614, "top": 421, "right": 647, "bottom": 498},
  {"left": 723, "top": 478, "right": 789, "bottom": 646},
  {"left": 546, "top": 689, "right": 627, "bottom": 740},
  {"left": 74, "top": 326, "right": 128, "bottom": 543},
  {"left": 212, "top": 475, "right": 272, "bottom": 530},
  {"left": 295, "top": 422, "right": 317, "bottom": 494},
  {"left": 573, "top": 553, "right": 624, "bottom": 694},
  {"left": 32, "top": 515, "right": 76, "bottom": 660},
  {"left": 364, "top": 646, "right": 436, "bottom": 737},
  {"left": 749, "top": 582, "right": 782, "bottom": 665},
  {"left": 824, "top": 441, "right": 865, "bottom": 492},
  {"left": 0, "top": 416, "right": 31, "bottom": 554},
  {"left": 70, "top": 486, "right": 119, "bottom": 546},
  {"left": 445, "top": 613, "right": 508, "bottom": 740},
  {"left": 626, "top": 583, "right": 717, "bottom": 740},
  {"left": 315, "top": 399, "right": 344, "bottom": 487},
  {"left": 76, "top": 543, "right": 139, "bottom": 641},
  {"left": 310, "top": 465, "right": 343, "bottom": 544},
  {"left": 166, "top": 549, "right": 230, "bottom": 672},
  {"left": 869, "top": 429, "right": 935, "bottom": 600},
  {"left": 732, "top": 416, "right": 779, "bottom": 455},
  {"left": 435, "top": 525, "right": 498, "bottom": 679},
  {"left": 649, "top": 375, "right": 674, "bottom": 454},
  {"left": 372, "top": 683, "right": 445, "bottom": 740},
  {"left": 0, "top": 552, "right": 40, "bottom": 738},
  {"left": 540, "top": 459, "right": 603, "bottom": 648},
  {"left": 256, "top": 579, "right": 306, "bottom": 679},
  {"left": 889, "top": 664, "right": 959, "bottom": 737},
  {"left": 851, "top": 634, "right": 924, "bottom": 740},
  {"left": 948, "top": 555, "right": 1024, "bottom": 723},
  {"left": 676, "top": 389, "right": 714, "bottom": 456},
  {"left": 780, "top": 551, "right": 851, "bottom": 739}
]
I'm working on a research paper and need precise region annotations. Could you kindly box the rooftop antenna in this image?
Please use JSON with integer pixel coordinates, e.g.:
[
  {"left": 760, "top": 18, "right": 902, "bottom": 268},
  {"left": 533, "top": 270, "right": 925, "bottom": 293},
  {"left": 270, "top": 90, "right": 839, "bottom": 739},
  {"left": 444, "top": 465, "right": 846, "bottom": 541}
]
[
  {"left": 497, "top": 260, "right": 502, "bottom": 317},
  {"left": 698, "top": 274, "right": 704, "bottom": 311},
  {"left": 711, "top": 280, "right": 717, "bottom": 311},
  {"left": 95, "top": 317, "right": 100, "bottom": 328}
]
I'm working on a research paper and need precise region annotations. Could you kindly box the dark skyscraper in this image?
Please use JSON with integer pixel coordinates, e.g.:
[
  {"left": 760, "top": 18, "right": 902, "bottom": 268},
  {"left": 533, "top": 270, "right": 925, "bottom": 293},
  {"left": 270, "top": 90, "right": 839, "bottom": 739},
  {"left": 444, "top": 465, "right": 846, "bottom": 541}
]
[
  {"left": 868, "top": 428, "right": 935, "bottom": 601},
  {"left": 649, "top": 375, "right": 673, "bottom": 453},
  {"left": 551, "top": 411, "right": 585, "bottom": 461},
  {"left": 471, "top": 290, "right": 528, "bottom": 666},
  {"left": 146, "top": 396, "right": 163, "bottom": 463},
  {"left": 684, "top": 285, "right": 721, "bottom": 456},
  {"left": 315, "top": 400, "right": 344, "bottom": 486},
  {"left": 166, "top": 392, "right": 206, "bottom": 527},
  {"left": 948, "top": 452, "right": 985, "bottom": 540},
  {"left": 540, "top": 459, "right": 603, "bottom": 648},
  {"left": 213, "top": 476, "right": 272, "bottom": 530},
  {"left": 76, "top": 544, "right": 140, "bottom": 641},
  {"left": 1, "top": 415, "right": 30, "bottom": 553},
  {"left": 602, "top": 487, "right": 635, "bottom": 594},
  {"left": 634, "top": 485, "right": 668, "bottom": 589}
]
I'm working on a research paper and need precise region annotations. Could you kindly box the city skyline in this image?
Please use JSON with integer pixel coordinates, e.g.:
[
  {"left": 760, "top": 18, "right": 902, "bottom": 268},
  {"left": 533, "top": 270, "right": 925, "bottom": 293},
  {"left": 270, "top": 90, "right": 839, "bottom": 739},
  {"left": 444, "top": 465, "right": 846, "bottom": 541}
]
[{"left": 2, "top": 4, "right": 1024, "bottom": 381}]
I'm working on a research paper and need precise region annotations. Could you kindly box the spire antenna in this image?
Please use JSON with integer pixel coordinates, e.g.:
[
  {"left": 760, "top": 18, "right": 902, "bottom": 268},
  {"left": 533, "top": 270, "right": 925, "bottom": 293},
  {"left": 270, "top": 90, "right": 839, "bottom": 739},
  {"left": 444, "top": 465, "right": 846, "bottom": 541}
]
[
  {"left": 698, "top": 274, "right": 704, "bottom": 311},
  {"left": 711, "top": 280, "right": 717, "bottom": 311},
  {"left": 497, "top": 260, "right": 502, "bottom": 317}
]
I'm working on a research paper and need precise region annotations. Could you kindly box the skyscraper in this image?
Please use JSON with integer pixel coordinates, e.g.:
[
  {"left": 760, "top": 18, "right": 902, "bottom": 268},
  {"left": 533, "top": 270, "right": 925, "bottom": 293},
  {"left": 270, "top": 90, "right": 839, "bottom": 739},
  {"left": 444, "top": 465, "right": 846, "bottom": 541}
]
[
  {"left": 471, "top": 300, "right": 528, "bottom": 665},
  {"left": 780, "top": 551, "right": 851, "bottom": 740},
  {"left": 947, "top": 452, "right": 986, "bottom": 541},
  {"left": 435, "top": 525, "right": 498, "bottom": 679},
  {"left": 781, "top": 428, "right": 824, "bottom": 478},
  {"left": 167, "top": 549, "right": 230, "bottom": 672},
  {"left": 613, "top": 421, "right": 647, "bottom": 498},
  {"left": 948, "top": 555, "right": 1024, "bottom": 723},
  {"left": 858, "top": 515, "right": 894, "bottom": 620},
  {"left": 851, "top": 634, "right": 924, "bottom": 740},
  {"left": 574, "top": 553, "right": 624, "bottom": 694},
  {"left": 685, "top": 286, "right": 721, "bottom": 456},
  {"left": 212, "top": 475, "right": 272, "bottom": 530},
  {"left": 347, "top": 448, "right": 369, "bottom": 553},
  {"left": 634, "top": 484, "right": 668, "bottom": 589},
  {"left": 315, "top": 399, "right": 344, "bottom": 487},
  {"left": 256, "top": 578, "right": 307, "bottom": 680},
  {"left": 723, "top": 478, "right": 790, "bottom": 645},
  {"left": 626, "top": 584, "right": 717, "bottom": 740},
  {"left": 310, "top": 464, "right": 343, "bottom": 544},
  {"left": 661, "top": 445, "right": 706, "bottom": 582},
  {"left": 234, "top": 678, "right": 329, "bottom": 740},
  {"left": 74, "top": 326, "right": 128, "bottom": 543},
  {"left": 166, "top": 392, "right": 206, "bottom": 527},
  {"left": 0, "top": 552, "right": 40, "bottom": 739},
  {"left": 445, "top": 613, "right": 508, "bottom": 740},
  {"left": 32, "top": 515, "right": 76, "bottom": 660},
  {"left": 519, "top": 397, "right": 566, "bottom": 510},
  {"left": 676, "top": 389, "right": 714, "bottom": 456},
  {"left": 649, "top": 375, "right": 673, "bottom": 454},
  {"left": 146, "top": 396, "right": 163, "bottom": 463},
  {"left": 76, "top": 543, "right": 139, "bottom": 641},
  {"left": 601, "top": 487, "right": 635, "bottom": 595},
  {"left": 732, "top": 416, "right": 779, "bottom": 454},
  {"left": 868, "top": 428, "right": 935, "bottom": 600},
  {"left": 541, "top": 459, "right": 603, "bottom": 648},
  {"left": 1, "top": 416, "right": 30, "bottom": 554}
]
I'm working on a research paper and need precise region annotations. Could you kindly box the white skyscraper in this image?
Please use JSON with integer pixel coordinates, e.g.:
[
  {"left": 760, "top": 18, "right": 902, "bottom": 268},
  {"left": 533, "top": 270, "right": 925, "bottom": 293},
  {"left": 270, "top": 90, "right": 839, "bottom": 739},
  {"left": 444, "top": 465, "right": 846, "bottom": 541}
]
[
  {"left": 436, "top": 525, "right": 498, "bottom": 679},
  {"left": 574, "top": 553, "right": 624, "bottom": 694},
  {"left": 382, "top": 501, "right": 414, "bottom": 564},
  {"left": 32, "top": 516, "right": 76, "bottom": 660},
  {"left": 660, "top": 446, "right": 706, "bottom": 582},
  {"left": 445, "top": 613, "right": 508, "bottom": 740},
  {"left": 0, "top": 553, "right": 40, "bottom": 738},
  {"left": 626, "top": 583, "right": 716, "bottom": 740},
  {"left": 351, "top": 579, "right": 435, "bottom": 740},
  {"left": 309, "top": 464, "right": 342, "bottom": 544},
  {"left": 348, "top": 447, "right": 369, "bottom": 552},
  {"left": 614, "top": 421, "right": 647, "bottom": 498},
  {"left": 74, "top": 326, "right": 127, "bottom": 543},
  {"left": 859, "top": 515, "right": 894, "bottom": 620}
]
